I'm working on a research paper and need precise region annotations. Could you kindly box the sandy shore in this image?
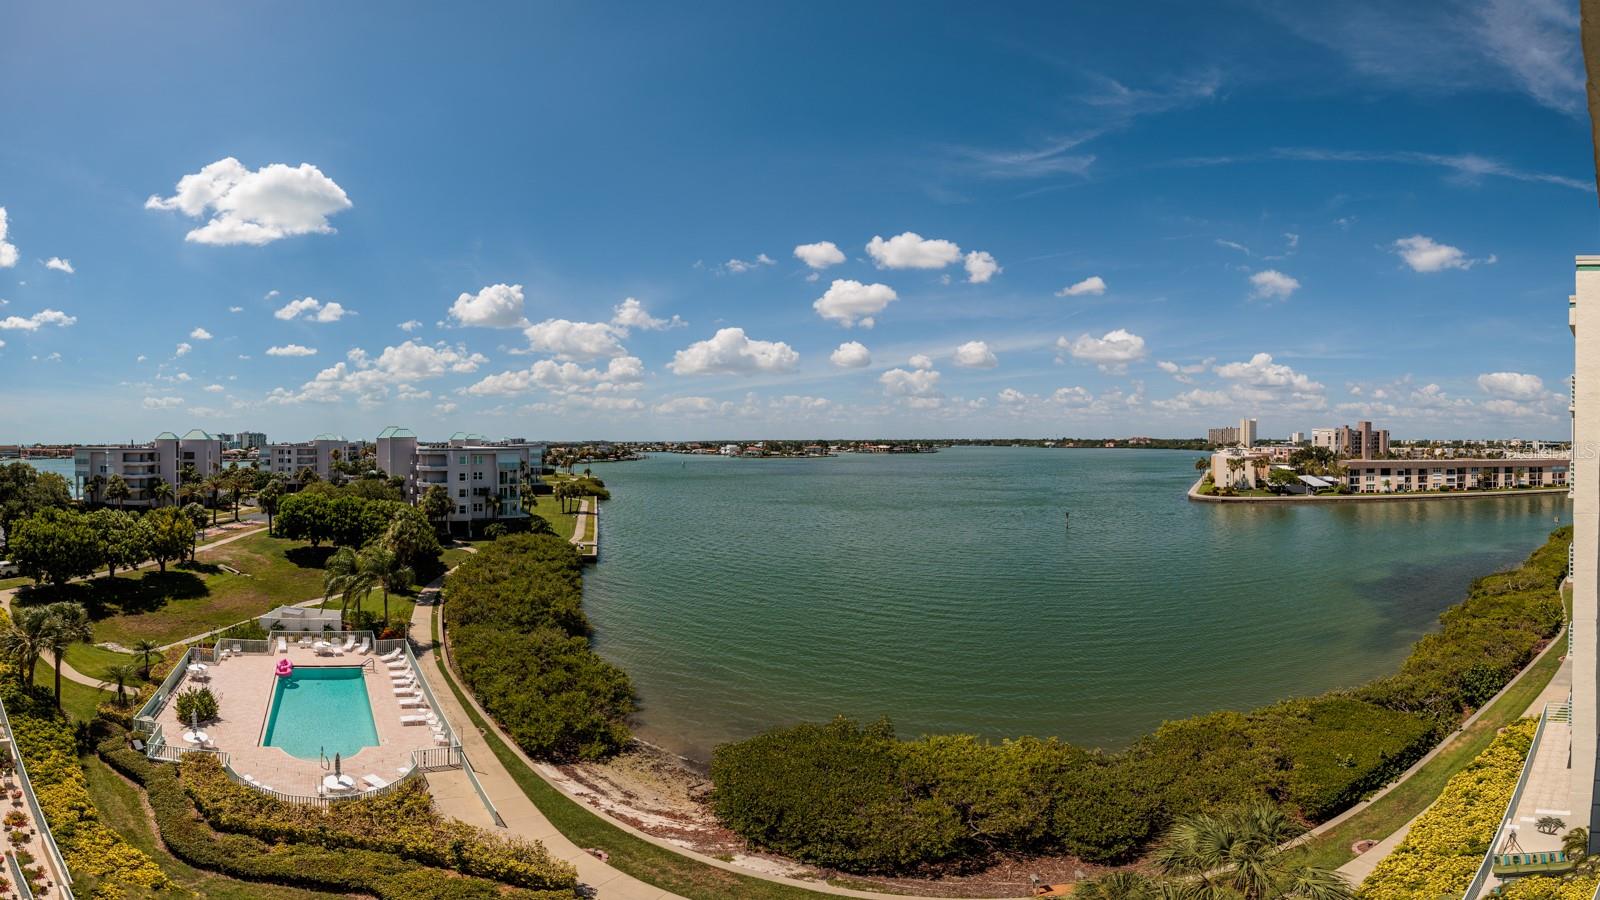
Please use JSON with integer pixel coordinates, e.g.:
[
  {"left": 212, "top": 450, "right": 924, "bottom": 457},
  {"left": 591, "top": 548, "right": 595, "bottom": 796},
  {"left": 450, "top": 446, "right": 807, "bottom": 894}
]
[{"left": 554, "top": 740, "right": 1111, "bottom": 898}]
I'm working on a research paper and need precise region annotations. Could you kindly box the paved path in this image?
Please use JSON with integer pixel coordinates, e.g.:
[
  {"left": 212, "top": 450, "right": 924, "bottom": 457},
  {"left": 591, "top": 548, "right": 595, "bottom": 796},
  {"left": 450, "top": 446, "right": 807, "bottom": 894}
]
[{"left": 0, "top": 524, "right": 270, "bottom": 690}]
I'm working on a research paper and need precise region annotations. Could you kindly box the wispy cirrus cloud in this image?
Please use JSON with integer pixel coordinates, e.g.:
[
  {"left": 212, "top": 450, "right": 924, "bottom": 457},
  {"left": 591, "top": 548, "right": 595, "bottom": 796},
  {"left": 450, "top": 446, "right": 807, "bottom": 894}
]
[{"left": 1170, "top": 147, "right": 1591, "bottom": 192}]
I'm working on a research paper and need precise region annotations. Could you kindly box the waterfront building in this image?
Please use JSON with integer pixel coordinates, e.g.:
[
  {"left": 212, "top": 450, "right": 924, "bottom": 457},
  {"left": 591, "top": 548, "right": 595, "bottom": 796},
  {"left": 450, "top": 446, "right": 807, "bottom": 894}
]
[
  {"left": 1311, "top": 427, "right": 1337, "bottom": 451},
  {"left": 1573, "top": 256, "right": 1599, "bottom": 855},
  {"left": 74, "top": 429, "right": 224, "bottom": 505},
  {"left": 1238, "top": 417, "right": 1257, "bottom": 447},
  {"left": 1206, "top": 426, "right": 1239, "bottom": 446},
  {"left": 1340, "top": 458, "right": 1567, "bottom": 493},
  {"left": 374, "top": 427, "right": 543, "bottom": 530},
  {"left": 237, "top": 431, "right": 268, "bottom": 452},
  {"left": 260, "top": 434, "right": 363, "bottom": 483},
  {"left": 1334, "top": 420, "right": 1389, "bottom": 458}
]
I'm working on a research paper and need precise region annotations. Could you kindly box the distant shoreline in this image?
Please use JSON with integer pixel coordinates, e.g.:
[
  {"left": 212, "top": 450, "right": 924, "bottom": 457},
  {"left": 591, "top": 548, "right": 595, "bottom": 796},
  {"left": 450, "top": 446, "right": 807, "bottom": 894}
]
[{"left": 1187, "top": 477, "right": 1570, "bottom": 503}]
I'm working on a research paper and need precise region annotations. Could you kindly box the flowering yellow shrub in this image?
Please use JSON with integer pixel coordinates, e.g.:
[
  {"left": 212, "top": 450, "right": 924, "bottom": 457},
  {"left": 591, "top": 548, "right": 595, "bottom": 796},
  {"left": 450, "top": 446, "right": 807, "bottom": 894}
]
[
  {"left": 1358, "top": 719, "right": 1535, "bottom": 900},
  {"left": 1501, "top": 874, "right": 1600, "bottom": 900}
]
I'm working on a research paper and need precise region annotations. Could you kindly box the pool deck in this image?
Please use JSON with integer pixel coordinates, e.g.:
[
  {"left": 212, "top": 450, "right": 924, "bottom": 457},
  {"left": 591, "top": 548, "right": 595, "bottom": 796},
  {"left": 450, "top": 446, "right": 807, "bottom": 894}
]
[{"left": 155, "top": 643, "right": 443, "bottom": 795}]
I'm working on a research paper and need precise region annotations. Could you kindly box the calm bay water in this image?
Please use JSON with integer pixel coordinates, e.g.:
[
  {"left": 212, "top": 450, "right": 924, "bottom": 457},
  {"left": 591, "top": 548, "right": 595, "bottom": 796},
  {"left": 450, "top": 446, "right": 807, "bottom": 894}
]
[
  {"left": 17, "top": 457, "right": 77, "bottom": 496},
  {"left": 583, "top": 448, "right": 1568, "bottom": 760}
]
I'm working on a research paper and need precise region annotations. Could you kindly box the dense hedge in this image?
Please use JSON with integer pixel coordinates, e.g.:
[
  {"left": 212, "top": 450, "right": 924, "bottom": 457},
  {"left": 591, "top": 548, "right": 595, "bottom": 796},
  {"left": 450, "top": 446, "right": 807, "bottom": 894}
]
[
  {"left": 712, "top": 527, "right": 1570, "bottom": 872},
  {"left": 179, "top": 753, "right": 577, "bottom": 891},
  {"left": 98, "top": 734, "right": 576, "bottom": 899},
  {"left": 1, "top": 673, "right": 171, "bottom": 897},
  {"left": 1358, "top": 718, "right": 1536, "bottom": 899},
  {"left": 1500, "top": 873, "right": 1600, "bottom": 900},
  {"left": 444, "top": 535, "right": 634, "bottom": 760}
]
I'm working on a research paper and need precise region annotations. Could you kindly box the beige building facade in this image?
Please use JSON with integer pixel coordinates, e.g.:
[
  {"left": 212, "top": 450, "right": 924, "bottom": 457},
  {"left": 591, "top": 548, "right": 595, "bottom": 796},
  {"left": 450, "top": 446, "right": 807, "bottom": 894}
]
[{"left": 74, "top": 429, "right": 224, "bottom": 505}]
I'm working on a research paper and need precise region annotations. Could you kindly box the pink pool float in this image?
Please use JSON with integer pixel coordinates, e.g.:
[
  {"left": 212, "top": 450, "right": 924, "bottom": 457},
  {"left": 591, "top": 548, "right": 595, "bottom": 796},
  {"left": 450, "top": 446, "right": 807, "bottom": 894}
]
[{"left": 275, "top": 659, "right": 294, "bottom": 677}]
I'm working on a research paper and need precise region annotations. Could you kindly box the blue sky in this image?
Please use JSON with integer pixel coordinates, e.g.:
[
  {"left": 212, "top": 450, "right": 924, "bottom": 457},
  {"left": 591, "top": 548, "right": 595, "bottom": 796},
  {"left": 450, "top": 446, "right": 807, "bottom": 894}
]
[{"left": 0, "top": 0, "right": 1593, "bottom": 441}]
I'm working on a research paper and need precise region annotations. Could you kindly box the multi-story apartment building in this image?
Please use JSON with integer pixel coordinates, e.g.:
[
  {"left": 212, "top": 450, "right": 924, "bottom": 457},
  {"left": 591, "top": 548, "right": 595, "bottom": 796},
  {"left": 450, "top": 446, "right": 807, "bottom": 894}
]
[
  {"left": 260, "top": 434, "right": 362, "bottom": 483},
  {"left": 1289, "top": 431, "right": 1305, "bottom": 444},
  {"left": 237, "top": 431, "right": 268, "bottom": 452},
  {"left": 1572, "top": 256, "right": 1599, "bottom": 853},
  {"left": 1238, "top": 417, "right": 1257, "bottom": 447},
  {"left": 74, "top": 429, "right": 224, "bottom": 505},
  {"left": 1340, "top": 458, "right": 1568, "bottom": 493},
  {"left": 374, "top": 427, "right": 544, "bottom": 532},
  {"left": 1333, "top": 420, "right": 1389, "bottom": 458},
  {"left": 1311, "top": 427, "right": 1337, "bottom": 451},
  {"left": 1206, "top": 426, "right": 1238, "bottom": 446}
]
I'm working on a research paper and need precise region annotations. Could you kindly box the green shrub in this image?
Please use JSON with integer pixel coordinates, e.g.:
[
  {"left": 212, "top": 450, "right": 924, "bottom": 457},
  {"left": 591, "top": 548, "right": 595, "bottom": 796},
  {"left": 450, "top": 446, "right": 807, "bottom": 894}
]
[
  {"left": 178, "top": 753, "right": 578, "bottom": 891},
  {"left": 443, "top": 534, "right": 634, "bottom": 760},
  {"left": 98, "top": 734, "right": 576, "bottom": 899},
  {"left": 174, "top": 685, "right": 218, "bottom": 723}
]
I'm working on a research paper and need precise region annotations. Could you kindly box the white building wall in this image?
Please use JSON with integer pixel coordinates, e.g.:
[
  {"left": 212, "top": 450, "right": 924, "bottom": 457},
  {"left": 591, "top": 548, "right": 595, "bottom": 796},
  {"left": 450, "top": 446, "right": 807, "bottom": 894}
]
[{"left": 1573, "top": 258, "right": 1599, "bottom": 850}]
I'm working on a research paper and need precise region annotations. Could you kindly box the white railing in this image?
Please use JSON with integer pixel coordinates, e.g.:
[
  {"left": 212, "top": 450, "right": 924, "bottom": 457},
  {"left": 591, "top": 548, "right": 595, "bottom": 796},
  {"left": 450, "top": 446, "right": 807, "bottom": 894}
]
[
  {"left": 133, "top": 646, "right": 211, "bottom": 734},
  {"left": 0, "top": 696, "right": 73, "bottom": 899}
]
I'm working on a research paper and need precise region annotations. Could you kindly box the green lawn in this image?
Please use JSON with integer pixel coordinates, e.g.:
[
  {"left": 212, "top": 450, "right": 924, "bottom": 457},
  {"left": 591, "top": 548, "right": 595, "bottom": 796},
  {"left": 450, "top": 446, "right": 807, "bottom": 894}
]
[
  {"left": 15, "top": 532, "right": 333, "bottom": 649},
  {"left": 318, "top": 588, "right": 415, "bottom": 631},
  {"left": 429, "top": 608, "right": 842, "bottom": 900},
  {"left": 29, "top": 659, "right": 116, "bottom": 723},
  {"left": 1289, "top": 635, "right": 1566, "bottom": 871},
  {"left": 529, "top": 494, "right": 579, "bottom": 541},
  {"left": 81, "top": 755, "right": 341, "bottom": 900},
  {"left": 63, "top": 642, "right": 140, "bottom": 683}
]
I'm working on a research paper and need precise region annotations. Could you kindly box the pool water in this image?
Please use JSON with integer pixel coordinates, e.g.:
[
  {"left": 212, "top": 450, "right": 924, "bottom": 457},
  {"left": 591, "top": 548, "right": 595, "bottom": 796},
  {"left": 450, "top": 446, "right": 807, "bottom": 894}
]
[{"left": 261, "top": 667, "right": 379, "bottom": 759}]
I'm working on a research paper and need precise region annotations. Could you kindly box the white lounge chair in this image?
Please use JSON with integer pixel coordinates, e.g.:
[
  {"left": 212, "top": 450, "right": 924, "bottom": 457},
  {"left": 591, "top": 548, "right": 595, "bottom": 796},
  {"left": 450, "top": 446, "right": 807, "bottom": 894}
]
[
  {"left": 433, "top": 733, "right": 451, "bottom": 745},
  {"left": 362, "top": 773, "right": 387, "bottom": 789},
  {"left": 241, "top": 773, "right": 257, "bottom": 784},
  {"left": 357, "top": 637, "right": 371, "bottom": 655},
  {"left": 341, "top": 636, "right": 356, "bottom": 653},
  {"left": 399, "top": 698, "right": 427, "bottom": 708},
  {"left": 390, "top": 674, "right": 415, "bottom": 685},
  {"left": 399, "top": 714, "right": 428, "bottom": 725},
  {"left": 379, "top": 648, "right": 402, "bottom": 661},
  {"left": 276, "top": 637, "right": 287, "bottom": 654}
]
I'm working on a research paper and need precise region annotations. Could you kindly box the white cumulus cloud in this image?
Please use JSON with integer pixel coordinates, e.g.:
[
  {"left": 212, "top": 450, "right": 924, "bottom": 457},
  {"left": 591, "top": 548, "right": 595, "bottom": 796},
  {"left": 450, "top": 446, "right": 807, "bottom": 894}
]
[
  {"left": 866, "top": 231, "right": 962, "bottom": 269},
  {"left": 465, "top": 356, "right": 645, "bottom": 396},
  {"left": 880, "top": 366, "right": 943, "bottom": 405},
  {"left": 274, "top": 297, "right": 350, "bottom": 322},
  {"left": 794, "top": 241, "right": 846, "bottom": 269},
  {"left": 524, "top": 318, "right": 627, "bottom": 360},
  {"left": 668, "top": 328, "right": 799, "bottom": 376},
  {"left": 1249, "top": 269, "right": 1300, "bottom": 300},
  {"left": 1214, "top": 352, "right": 1324, "bottom": 393},
  {"left": 1059, "top": 329, "right": 1147, "bottom": 373},
  {"left": 145, "top": 157, "right": 352, "bottom": 245},
  {"left": 0, "top": 309, "right": 76, "bottom": 331},
  {"left": 1393, "top": 234, "right": 1493, "bottom": 272},
  {"left": 43, "top": 257, "right": 73, "bottom": 274},
  {"left": 399, "top": 319, "right": 422, "bottom": 332},
  {"left": 952, "top": 340, "right": 998, "bottom": 369},
  {"left": 266, "top": 344, "right": 317, "bottom": 357},
  {"left": 830, "top": 341, "right": 872, "bottom": 368},
  {"left": 1477, "top": 371, "right": 1545, "bottom": 398},
  {"left": 1057, "top": 275, "right": 1107, "bottom": 297},
  {"left": 174, "top": 342, "right": 192, "bottom": 357},
  {"left": 450, "top": 283, "right": 526, "bottom": 328},
  {"left": 611, "top": 297, "right": 683, "bottom": 332},
  {"left": 813, "top": 279, "right": 898, "bottom": 328},
  {"left": 0, "top": 209, "right": 16, "bottom": 268},
  {"left": 190, "top": 327, "right": 212, "bottom": 340},
  {"left": 963, "top": 250, "right": 1001, "bottom": 284}
]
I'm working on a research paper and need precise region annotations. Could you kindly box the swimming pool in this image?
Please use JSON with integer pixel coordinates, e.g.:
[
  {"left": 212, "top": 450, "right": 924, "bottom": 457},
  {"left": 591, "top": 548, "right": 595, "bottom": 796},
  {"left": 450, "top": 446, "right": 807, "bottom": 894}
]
[{"left": 261, "top": 667, "right": 379, "bottom": 759}]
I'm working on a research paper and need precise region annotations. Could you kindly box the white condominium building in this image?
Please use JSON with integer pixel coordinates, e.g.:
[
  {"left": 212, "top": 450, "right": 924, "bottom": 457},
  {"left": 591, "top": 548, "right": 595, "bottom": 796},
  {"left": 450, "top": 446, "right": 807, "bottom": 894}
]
[
  {"left": 260, "top": 434, "right": 363, "bottom": 483},
  {"left": 374, "top": 427, "right": 544, "bottom": 530},
  {"left": 74, "top": 429, "right": 225, "bottom": 506},
  {"left": 1238, "top": 417, "right": 1257, "bottom": 447},
  {"left": 1572, "top": 256, "right": 1599, "bottom": 853}
]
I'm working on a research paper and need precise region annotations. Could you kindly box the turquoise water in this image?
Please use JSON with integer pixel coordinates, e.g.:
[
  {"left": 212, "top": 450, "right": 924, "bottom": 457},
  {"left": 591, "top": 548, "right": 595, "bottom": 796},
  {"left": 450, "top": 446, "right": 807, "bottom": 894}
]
[
  {"left": 261, "top": 667, "right": 379, "bottom": 759},
  {"left": 582, "top": 448, "right": 1570, "bottom": 760},
  {"left": 16, "top": 457, "right": 77, "bottom": 497}
]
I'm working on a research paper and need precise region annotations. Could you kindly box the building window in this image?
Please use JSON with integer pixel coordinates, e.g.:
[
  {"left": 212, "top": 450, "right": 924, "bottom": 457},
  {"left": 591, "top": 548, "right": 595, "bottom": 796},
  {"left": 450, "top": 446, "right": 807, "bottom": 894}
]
[
  {"left": 458, "top": 472, "right": 466, "bottom": 481},
  {"left": 457, "top": 505, "right": 466, "bottom": 514}
]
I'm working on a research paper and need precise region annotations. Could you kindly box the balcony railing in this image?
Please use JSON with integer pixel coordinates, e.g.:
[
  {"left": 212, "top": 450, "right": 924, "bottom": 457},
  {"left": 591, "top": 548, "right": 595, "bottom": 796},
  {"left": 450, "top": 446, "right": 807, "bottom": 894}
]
[{"left": 0, "top": 695, "right": 74, "bottom": 898}]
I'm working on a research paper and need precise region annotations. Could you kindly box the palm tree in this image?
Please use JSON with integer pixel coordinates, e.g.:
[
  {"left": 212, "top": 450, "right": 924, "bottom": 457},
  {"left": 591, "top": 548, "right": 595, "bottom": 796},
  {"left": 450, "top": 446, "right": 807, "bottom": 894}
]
[
  {"left": 324, "top": 547, "right": 377, "bottom": 624},
  {"left": 1074, "top": 872, "right": 1170, "bottom": 899},
  {"left": 85, "top": 473, "right": 106, "bottom": 506},
  {"left": 130, "top": 639, "right": 164, "bottom": 679},
  {"left": 0, "top": 608, "right": 53, "bottom": 688},
  {"left": 361, "top": 544, "right": 413, "bottom": 627},
  {"left": 100, "top": 662, "right": 141, "bottom": 707},
  {"left": 106, "top": 473, "right": 130, "bottom": 510},
  {"left": 1150, "top": 802, "right": 1353, "bottom": 900},
  {"left": 149, "top": 477, "right": 173, "bottom": 508},
  {"left": 295, "top": 465, "right": 320, "bottom": 485},
  {"left": 258, "top": 478, "right": 284, "bottom": 534},
  {"left": 41, "top": 602, "right": 92, "bottom": 709},
  {"left": 203, "top": 473, "right": 225, "bottom": 526},
  {"left": 1564, "top": 826, "right": 1589, "bottom": 863}
]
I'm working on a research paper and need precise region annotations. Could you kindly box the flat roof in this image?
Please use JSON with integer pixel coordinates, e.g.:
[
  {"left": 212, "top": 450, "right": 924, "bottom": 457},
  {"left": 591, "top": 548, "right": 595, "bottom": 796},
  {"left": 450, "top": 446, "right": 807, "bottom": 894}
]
[{"left": 1343, "top": 457, "right": 1569, "bottom": 467}]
